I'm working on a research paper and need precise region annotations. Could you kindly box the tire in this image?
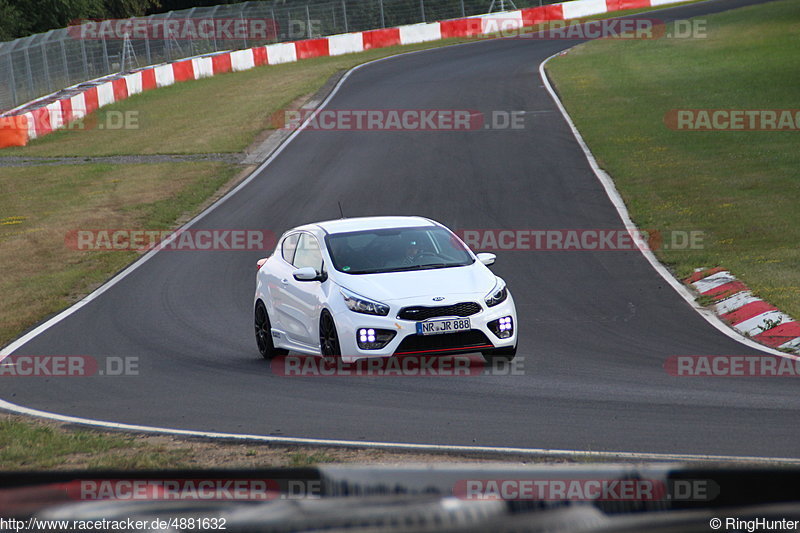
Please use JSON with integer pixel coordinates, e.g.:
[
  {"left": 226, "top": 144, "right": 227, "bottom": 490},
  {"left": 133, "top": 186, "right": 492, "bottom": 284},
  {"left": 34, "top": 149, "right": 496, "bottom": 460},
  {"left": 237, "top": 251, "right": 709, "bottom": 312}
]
[
  {"left": 319, "top": 310, "right": 341, "bottom": 366},
  {"left": 254, "top": 301, "right": 288, "bottom": 360},
  {"left": 481, "top": 344, "right": 517, "bottom": 364}
]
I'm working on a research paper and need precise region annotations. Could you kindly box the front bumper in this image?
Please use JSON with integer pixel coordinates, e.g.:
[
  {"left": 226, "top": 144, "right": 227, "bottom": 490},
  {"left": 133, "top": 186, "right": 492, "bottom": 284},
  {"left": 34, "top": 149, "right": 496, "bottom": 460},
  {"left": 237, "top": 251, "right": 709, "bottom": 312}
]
[{"left": 330, "top": 294, "right": 517, "bottom": 363}]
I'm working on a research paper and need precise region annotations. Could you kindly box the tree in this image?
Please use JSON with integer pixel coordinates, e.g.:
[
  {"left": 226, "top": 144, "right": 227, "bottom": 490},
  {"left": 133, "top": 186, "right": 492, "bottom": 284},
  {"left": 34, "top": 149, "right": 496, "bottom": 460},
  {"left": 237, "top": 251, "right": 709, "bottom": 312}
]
[
  {"left": 14, "top": 0, "right": 105, "bottom": 35},
  {"left": 0, "top": 0, "right": 160, "bottom": 41},
  {"left": 0, "top": 0, "right": 28, "bottom": 40},
  {"left": 104, "top": 0, "right": 161, "bottom": 18}
]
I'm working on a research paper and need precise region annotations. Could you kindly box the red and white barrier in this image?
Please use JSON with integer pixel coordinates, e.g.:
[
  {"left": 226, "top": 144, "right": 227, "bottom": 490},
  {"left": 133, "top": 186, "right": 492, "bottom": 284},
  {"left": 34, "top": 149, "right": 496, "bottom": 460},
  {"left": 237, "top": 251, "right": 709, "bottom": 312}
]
[
  {"left": 2, "top": 0, "right": 690, "bottom": 146},
  {"left": 265, "top": 42, "right": 297, "bottom": 64},
  {"left": 230, "top": 49, "right": 256, "bottom": 71},
  {"left": 46, "top": 101, "right": 64, "bottom": 131},
  {"left": 124, "top": 72, "right": 143, "bottom": 95},
  {"left": 191, "top": 57, "right": 214, "bottom": 78},
  {"left": 153, "top": 64, "right": 175, "bottom": 88},
  {"left": 70, "top": 92, "right": 86, "bottom": 122},
  {"left": 687, "top": 268, "right": 800, "bottom": 353},
  {"left": 398, "top": 22, "right": 443, "bottom": 44},
  {"left": 328, "top": 33, "right": 365, "bottom": 56},
  {"left": 480, "top": 11, "right": 525, "bottom": 34}
]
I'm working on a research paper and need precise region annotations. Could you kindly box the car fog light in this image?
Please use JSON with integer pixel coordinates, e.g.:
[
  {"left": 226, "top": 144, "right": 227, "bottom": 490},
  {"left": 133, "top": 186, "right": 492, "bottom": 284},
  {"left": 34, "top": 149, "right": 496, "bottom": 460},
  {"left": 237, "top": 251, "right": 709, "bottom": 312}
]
[
  {"left": 488, "top": 316, "right": 514, "bottom": 339},
  {"left": 357, "top": 328, "right": 396, "bottom": 350}
]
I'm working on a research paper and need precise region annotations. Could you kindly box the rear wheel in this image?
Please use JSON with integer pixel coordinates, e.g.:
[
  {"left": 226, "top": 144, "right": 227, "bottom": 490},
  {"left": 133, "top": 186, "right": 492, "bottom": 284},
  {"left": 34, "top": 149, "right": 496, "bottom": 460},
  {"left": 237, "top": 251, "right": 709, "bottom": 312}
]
[
  {"left": 255, "top": 301, "right": 288, "bottom": 360},
  {"left": 319, "top": 310, "right": 341, "bottom": 366},
  {"left": 481, "top": 344, "right": 517, "bottom": 364}
]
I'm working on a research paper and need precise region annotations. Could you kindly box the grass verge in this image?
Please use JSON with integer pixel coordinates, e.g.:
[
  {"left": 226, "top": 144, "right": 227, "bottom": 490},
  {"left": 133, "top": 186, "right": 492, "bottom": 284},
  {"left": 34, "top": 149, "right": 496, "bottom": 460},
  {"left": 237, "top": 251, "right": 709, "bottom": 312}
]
[
  {"left": 546, "top": 0, "right": 800, "bottom": 317},
  {"left": 0, "top": 414, "right": 540, "bottom": 470},
  {"left": 0, "top": 415, "right": 189, "bottom": 470}
]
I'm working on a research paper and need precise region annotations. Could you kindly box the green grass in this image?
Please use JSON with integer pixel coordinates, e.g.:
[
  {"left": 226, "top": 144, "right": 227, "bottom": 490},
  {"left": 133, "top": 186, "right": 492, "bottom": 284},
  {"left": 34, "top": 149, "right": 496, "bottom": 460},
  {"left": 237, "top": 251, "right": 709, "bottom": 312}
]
[
  {"left": 288, "top": 451, "right": 337, "bottom": 466},
  {"left": 0, "top": 418, "right": 189, "bottom": 470},
  {"left": 547, "top": 0, "right": 800, "bottom": 318}
]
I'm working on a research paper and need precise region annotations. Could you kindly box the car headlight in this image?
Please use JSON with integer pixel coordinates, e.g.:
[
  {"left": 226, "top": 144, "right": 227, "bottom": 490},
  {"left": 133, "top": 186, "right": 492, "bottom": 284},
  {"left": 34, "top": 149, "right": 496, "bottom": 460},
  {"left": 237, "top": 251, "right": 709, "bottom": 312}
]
[
  {"left": 484, "top": 278, "right": 508, "bottom": 307},
  {"left": 341, "top": 288, "right": 390, "bottom": 316}
]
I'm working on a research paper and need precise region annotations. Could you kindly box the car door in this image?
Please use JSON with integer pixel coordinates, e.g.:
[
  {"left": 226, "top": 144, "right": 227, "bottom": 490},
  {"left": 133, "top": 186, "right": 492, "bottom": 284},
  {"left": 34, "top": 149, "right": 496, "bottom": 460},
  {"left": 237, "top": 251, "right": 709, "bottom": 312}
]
[
  {"left": 268, "top": 232, "right": 300, "bottom": 336},
  {"left": 281, "top": 232, "right": 327, "bottom": 348}
]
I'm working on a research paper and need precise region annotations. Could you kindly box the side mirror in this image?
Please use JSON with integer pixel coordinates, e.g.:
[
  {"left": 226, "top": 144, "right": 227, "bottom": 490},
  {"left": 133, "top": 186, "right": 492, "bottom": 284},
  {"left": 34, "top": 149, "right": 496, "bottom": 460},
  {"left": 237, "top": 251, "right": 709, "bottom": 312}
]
[
  {"left": 256, "top": 258, "right": 268, "bottom": 271},
  {"left": 477, "top": 253, "right": 496, "bottom": 266},
  {"left": 293, "top": 267, "right": 326, "bottom": 282}
]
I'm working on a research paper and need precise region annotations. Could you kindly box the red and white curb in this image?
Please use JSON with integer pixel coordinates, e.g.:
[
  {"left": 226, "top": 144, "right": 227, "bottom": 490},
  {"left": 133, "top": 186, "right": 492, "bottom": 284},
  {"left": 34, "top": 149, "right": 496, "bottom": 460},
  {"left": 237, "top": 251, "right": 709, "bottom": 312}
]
[
  {"left": 686, "top": 268, "right": 800, "bottom": 353},
  {"left": 1, "top": 0, "right": 687, "bottom": 146}
]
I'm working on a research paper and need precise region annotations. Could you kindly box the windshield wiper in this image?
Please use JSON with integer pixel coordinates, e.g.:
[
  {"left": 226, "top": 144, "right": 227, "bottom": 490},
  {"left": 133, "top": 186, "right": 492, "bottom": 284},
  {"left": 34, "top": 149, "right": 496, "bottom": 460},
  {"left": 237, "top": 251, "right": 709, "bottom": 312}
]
[
  {"left": 346, "top": 263, "right": 457, "bottom": 274},
  {"left": 379, "top": 263, "right": 456, "bottom": 273},
  {"left": 414, "top": 263, "right": 452, "bottom": 270}
]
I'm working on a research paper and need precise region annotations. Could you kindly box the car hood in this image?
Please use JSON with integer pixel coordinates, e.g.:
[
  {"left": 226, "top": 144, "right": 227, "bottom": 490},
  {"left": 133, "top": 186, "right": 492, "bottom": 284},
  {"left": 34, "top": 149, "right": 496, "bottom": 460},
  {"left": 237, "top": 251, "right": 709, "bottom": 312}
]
[{"left": 333, "top": 264, "right": 498, "bottom": 304}]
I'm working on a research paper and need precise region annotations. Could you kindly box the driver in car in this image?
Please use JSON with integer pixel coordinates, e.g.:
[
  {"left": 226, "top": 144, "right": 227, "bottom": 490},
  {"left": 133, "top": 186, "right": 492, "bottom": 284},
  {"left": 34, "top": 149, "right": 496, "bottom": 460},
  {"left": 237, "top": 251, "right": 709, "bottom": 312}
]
[{"left": 403, "top": 240, "right": 423, "bottom": 265}]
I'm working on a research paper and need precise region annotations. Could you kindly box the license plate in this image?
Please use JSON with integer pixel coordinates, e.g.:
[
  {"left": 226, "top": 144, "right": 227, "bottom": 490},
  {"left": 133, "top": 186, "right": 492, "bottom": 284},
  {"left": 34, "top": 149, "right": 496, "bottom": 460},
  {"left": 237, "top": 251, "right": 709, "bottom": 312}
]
[{"left": 416, "top": 318, "right": 471, "bottom": 336}]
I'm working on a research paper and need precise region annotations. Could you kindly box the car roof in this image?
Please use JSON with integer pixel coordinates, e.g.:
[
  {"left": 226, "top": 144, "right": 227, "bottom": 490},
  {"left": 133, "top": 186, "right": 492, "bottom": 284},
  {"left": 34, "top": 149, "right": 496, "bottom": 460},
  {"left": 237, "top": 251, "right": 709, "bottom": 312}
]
[{"left": 299, "top": 216, "right": 438, "bottom": 235}]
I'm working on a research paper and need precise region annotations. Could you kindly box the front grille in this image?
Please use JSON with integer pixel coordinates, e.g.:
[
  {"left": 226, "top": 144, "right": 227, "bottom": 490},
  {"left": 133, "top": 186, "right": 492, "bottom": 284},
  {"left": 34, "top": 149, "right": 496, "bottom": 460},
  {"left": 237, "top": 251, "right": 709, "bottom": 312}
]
[
  {"left": 397, "top": 302, "right": 482, "bottom": 321},
  {"left": 394, "top": 330, "right": 493, "bottom": 355}
]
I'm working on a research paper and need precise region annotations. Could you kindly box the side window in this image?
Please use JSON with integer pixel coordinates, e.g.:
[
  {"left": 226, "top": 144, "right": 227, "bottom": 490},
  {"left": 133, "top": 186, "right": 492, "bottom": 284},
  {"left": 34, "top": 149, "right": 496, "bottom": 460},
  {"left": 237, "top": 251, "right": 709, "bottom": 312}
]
[
  {"left": 293, "top": 233, "right": 324, "bottom": 272},
  {"left": 281, "top": 233, "right": 300, "bottom": 264}
]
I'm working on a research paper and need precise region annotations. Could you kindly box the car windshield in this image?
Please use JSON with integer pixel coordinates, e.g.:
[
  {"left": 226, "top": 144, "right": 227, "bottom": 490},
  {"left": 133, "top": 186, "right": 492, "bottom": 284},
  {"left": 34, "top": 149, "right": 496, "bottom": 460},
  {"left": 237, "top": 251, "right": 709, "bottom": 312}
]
[{"left": 325, "top": 226, "right": 474, "bottom": 274}]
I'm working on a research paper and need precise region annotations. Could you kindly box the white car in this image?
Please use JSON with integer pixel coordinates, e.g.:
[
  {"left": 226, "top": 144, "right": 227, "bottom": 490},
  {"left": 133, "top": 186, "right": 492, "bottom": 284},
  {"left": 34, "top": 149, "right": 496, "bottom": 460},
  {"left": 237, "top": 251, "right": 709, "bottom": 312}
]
[{"left": 254, "top": 216, "right": 517, "bottom": 364}]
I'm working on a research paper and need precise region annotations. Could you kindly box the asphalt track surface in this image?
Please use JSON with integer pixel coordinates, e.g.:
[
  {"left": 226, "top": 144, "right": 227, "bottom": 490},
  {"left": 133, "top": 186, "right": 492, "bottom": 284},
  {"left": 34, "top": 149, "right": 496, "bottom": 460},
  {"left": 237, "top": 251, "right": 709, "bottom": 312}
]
[{"left": 4, "top": 0, "right": 796, "bottom": 459}]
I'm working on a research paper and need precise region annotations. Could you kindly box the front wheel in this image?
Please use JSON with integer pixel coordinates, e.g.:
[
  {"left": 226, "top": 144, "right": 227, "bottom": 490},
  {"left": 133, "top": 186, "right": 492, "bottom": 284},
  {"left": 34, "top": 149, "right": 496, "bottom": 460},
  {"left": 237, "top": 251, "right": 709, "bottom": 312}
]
[
  {"left": 481, "top": 344, "right": 517, "bottom": 364},
  {"left": 319, "top": 310, "right": 341, "bottom": 366},
  {"left": 255, "top": 301, "right": 288, "bottom": 360}
]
